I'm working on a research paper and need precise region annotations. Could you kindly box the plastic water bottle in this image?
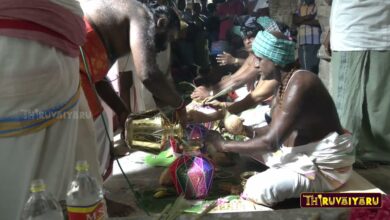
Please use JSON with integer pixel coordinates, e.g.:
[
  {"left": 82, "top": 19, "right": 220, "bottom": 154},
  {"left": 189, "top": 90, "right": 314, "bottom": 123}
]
[
  {"left": 21, "top": 179, "right": 64, "bottom": 220},
  {"left": 66, "top": 160, "right": 107, "bottom": 220}
]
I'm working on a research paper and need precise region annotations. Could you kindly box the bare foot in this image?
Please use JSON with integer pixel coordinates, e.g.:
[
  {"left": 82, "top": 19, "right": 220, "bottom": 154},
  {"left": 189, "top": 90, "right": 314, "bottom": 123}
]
[{"left": 105, "top": 198, "right": 134, "bottom": 217}]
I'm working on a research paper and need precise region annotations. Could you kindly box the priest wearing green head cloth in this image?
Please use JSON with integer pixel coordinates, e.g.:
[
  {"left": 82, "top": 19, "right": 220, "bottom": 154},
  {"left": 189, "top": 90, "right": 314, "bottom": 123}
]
[
  {"left": 205, "top": 31, "right": 355, "bottom": 206},
  {"left": 191, "top": 17, "right": 290, "bottom": 102}
]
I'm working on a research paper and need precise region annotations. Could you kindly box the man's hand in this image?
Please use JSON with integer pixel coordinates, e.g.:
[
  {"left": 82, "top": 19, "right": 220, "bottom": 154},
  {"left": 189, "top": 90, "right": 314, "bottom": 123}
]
[
  {"left": 204, "top": 100, "right": 225, "bottom": 109},
  {"left": 187, "top": 110, "right": 217, "bottom": 123},
  {"left": 323, "top": 30, "right": 331, "bottom": 56},
  {"left": 205, "top": 130, "right": 225, "bottom": 152},
  {"left": 118, "top": 110, "right": 130, "bottom": 130},
  {"left": 175, "top": 107, "right": 187, "bottom": 128},
  {"left": 116, "top": 110, "right": 130, "bottom": 141},
  {"left": 216, "top": 52, "right": 235, "bottom": 66},
  {"left": 191, "top": 86, "right": 211, "bottom": 101}
]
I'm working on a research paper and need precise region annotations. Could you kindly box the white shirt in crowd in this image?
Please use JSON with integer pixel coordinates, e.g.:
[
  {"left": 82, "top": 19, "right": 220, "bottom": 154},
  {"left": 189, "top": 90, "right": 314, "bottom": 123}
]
[
  {"left": 252, "top": 0, "right": 269, "bottom": 12},
  {"left": 330, "top": 0, "right": 390, "bottom": 51}
]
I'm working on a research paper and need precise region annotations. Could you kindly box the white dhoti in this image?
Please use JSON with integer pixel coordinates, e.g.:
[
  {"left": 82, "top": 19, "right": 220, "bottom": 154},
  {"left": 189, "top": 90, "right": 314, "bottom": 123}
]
[
  {"left": 115, "top": 44, "right": 172, "bottom": 112},
  {"left": 94, "top": 110, "right": 112, "bottom": 176},
  {"left": 0, "top": 36, "right": 101, "bottom": 219},
  {"left": 243, "top": 132, "right": 355, "bottom": 206}
]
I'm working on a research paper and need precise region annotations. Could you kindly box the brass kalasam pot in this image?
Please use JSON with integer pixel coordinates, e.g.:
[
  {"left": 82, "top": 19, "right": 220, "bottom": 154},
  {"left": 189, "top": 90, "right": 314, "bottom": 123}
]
[{"left": 124, "top": 109, "right": 183, "bottom": 154}]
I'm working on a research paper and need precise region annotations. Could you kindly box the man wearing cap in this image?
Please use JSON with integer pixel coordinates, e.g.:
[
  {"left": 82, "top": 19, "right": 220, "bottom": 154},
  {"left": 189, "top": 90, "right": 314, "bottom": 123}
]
[
  {"left": 215, "top": 17, "right": 261, "bottom": 67},
  {"left": 191, "top": 17, "right": 290, "bottom": 101},
  {"left": 205, "top": 31, "right": 354, "bottom": 206},
  {"left": 189, "top": 19, "right": 291, "bottom": 129}
]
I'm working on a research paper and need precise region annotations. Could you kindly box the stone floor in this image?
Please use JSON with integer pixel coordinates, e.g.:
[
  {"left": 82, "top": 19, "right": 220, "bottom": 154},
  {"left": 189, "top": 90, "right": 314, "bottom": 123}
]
[
  {"left": 355, "top": 165, "right": 390, "bottom": 194},
  {"left": 109, "top": 208, "right": 350, "bottom": 220}
]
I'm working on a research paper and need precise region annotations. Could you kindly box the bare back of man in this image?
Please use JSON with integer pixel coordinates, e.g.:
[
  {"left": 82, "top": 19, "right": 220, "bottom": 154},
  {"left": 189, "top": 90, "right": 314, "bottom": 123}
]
[
  {"left": 80, "top": 0, "right": 185, "bottom": 115},
  {"left": 268, "top": 69, "right": 343, "bottom": 147},
  {"left": 81, "top": 0, "right": 144, "bottom": 60},
  {"left": 78, "top": 0, "right": 184, "bottom": 217}
]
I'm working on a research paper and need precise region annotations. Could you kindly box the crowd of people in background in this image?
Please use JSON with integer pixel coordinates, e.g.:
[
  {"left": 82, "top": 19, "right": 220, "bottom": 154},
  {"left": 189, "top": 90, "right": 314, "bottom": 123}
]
[{"left": 169, "top": 0, "right": 324, "bottom": 86}]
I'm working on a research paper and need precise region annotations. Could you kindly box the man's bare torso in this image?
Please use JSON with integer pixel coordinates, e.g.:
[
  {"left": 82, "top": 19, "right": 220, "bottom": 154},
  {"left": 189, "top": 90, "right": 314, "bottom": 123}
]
[
  {"left": 271, "top": 70, "right": 343, "bottom": 147},
  {"left": 80, "top": 0, "right": 142, "bottom": 61}
]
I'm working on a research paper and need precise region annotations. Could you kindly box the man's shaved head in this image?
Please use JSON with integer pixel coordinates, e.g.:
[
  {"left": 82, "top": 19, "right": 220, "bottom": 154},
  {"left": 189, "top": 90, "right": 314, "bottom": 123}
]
[
  {"left": 148, "top": 3, "right": 180, "bottom": 52},
  {"left": 149, "top": 3, "right": 180, "bottom": 31}
]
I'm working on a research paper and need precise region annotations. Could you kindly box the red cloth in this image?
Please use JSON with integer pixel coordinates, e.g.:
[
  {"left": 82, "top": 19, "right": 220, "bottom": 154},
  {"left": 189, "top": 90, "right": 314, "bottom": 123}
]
[
  {"left": 0, "top": 19, "right": 72, "bottom": 44},
  {"left": 228, "top": 91, "right": 239, "bottom": 101},
  {"left": 0, "top": 0, "right": 86, "bottom": 57},
  {"left": 216, "top": 0, "right": 244, "bottom": 40},
  {"left": 349, "top": 195, "right": 390, "bottom": 220},
  {"left": 0, "top": 18, "right": 77, "bottom": 47},
  {"left": 79, "top": 19, "right": 110, "bottom": 119}
]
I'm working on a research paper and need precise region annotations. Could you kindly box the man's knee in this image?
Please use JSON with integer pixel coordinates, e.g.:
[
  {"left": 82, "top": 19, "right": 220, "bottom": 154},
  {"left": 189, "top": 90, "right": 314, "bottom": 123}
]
[
  {"left": 242, "top": 173, "right": 275, "bottom": 206},
  {"left": 242, "top": 169, "right": 307, "bottom": 206}
]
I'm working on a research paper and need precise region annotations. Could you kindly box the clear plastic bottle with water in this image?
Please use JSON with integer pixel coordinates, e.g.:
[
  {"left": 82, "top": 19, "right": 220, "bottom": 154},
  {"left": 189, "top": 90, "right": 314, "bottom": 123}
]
[
  {"left": 66, "top": 160, "right": 107, "bottom": 220},
  {"left": 21, "top": 179, "right": 64, "bottom": 220}
]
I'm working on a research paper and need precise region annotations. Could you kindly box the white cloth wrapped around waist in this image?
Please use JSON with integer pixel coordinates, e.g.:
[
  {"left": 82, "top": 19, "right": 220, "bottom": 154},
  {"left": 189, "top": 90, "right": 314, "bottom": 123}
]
[
  {"left": 262, "top": 132, "right": 355, "bottom": 186},
  {"left": 116, "top": 44, "right": 172, "bottom": 113}
]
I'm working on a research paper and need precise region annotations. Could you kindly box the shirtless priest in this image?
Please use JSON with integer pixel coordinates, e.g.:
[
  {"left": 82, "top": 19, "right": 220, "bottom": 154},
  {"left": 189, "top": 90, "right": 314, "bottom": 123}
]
[{"left": 205, "top": 31, "right": 355, "bottom": 206}]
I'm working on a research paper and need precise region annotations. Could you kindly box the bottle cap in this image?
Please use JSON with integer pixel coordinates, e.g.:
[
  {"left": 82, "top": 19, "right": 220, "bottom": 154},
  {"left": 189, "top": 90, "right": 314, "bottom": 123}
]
[
  {"left": 30, "top": 179, "right": 46, "bottom": 193},
  {"left": 75, "top": 160, "right": 89, "bottom": 172}
]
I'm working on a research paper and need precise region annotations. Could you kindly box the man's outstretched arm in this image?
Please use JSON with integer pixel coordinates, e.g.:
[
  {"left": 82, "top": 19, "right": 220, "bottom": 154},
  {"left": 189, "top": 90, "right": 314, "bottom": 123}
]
[
  {"left": 95, "top": 77, "right": 129, "bottom": 129},
  {"left": 191, "top": 55, "right": 259, "bottom": 101},
  {"left": 213, "top": 55, "right": 259, "bottom": 93},
  {"left": 227, "top": 78, "right": 278, "bottom": 114},
  {"left": 129, "top": 11, "right": 183, "bottom": 110},
  {"left": 206, "top": 73, "right": 308, "bottom": 154}
]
